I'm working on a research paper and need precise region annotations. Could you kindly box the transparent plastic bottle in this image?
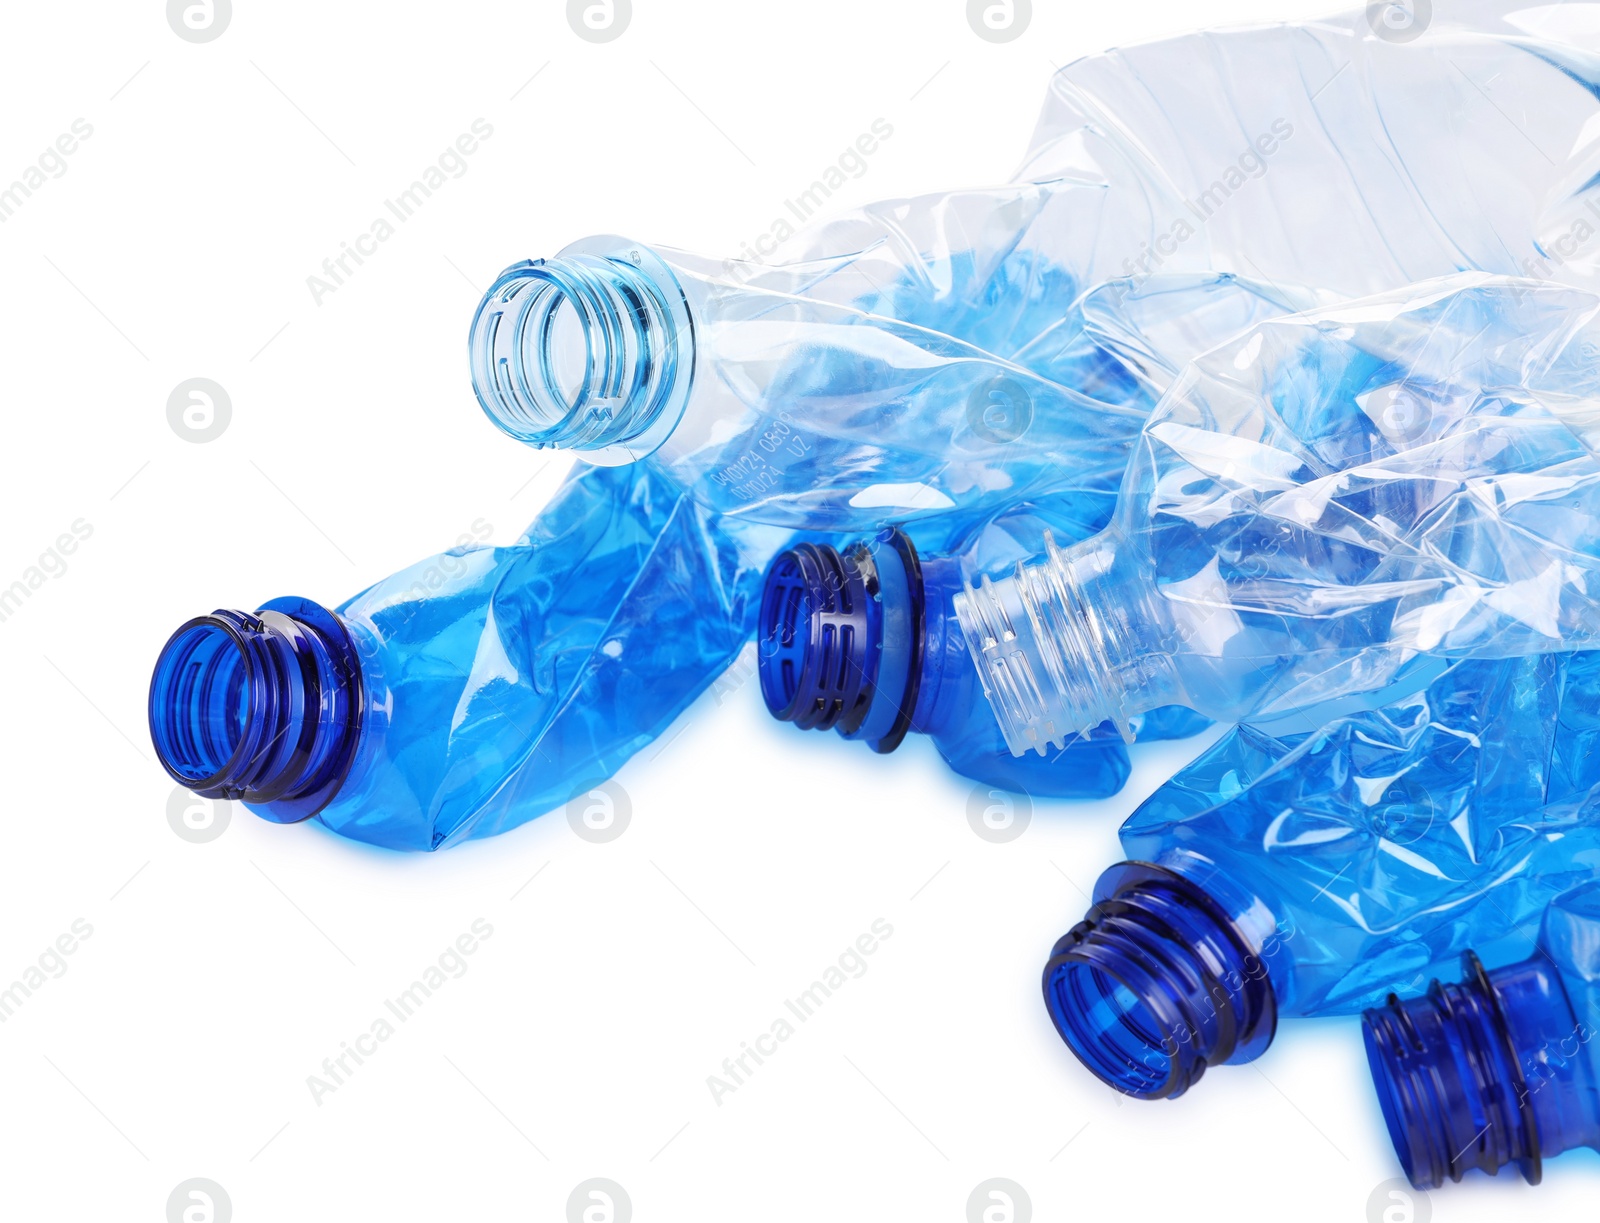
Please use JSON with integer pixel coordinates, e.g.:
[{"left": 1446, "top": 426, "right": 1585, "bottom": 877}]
[
  {"left": 471, "top": 3, "right": 1600, "bottom": 525},
  {"left": 467, "top": 229, "right": 1155, "bottom": 531},
  {"left": 1016, "top": 1, "right": 1600, "bottom": 301},
  {"left": 958, "top": 275, "right": 1600, "bottom": 755},
  {"left": 148, "top": 463, "right": 786, "bottom": 851},
  {"left": 1039, "top": 651, "right": 1600, "bottom": 1099},
  {"left": 1364, "top": 880, "right": 1600, "bottom": 1189}
]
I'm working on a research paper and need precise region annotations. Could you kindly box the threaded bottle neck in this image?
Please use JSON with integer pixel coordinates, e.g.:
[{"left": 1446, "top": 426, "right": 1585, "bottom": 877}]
[
  {"left": 1363, "top": 951, "right": 1567, "bottom": 1189},
  {"left": 148, "top": 597, "right": 365, "bottom": 823},
  {"left": 955, "top": 531, "right": 1165, "bottom": 755},
  {"left": 468, "top": 237, "right": 694, "bottom": 464},
  {"left": 1042, "top": 862, "right": 1276, "bottom": 1099},
  {"left": 757, "top": 530, "right": 924, "bottom": 753}
]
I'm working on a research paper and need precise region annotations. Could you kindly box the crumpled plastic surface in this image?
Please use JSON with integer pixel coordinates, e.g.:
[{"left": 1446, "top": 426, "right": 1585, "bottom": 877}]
[
  {"left": 1121, "top": 651, "right": 1600, "bottom": 1016},
  {"left": 624, "top": 0, "right": 1600, "bottom": 527},
  {"left": 301, "top": 463, "right": 788, "bottom": 851},
  {"left": 1082, "top": 275, "right": 1600, "bottom": 727}
]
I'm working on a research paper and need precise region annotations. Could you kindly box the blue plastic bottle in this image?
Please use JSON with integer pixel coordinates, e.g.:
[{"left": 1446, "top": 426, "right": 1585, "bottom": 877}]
[
  {"left": 1365, "top": 880, "right": 1600, "bottom": 1188},
  {"left": 148, "top": 463, "right": 786, "bottom": 851},
  {"left": 1040, "top": 652, "right": 1600, "bottom": 1098},
  {"left": 959, "top": 276, "right": 1600, "bottom": 756}
]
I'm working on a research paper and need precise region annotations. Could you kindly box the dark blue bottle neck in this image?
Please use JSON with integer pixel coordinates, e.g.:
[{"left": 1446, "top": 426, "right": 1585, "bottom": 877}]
[
  {"left": 1042, "top": 861, "right": 1279, "bottom": 1099},
  {"left": 148, "top": 596, "right": 366, "bottom": 823},
  {"left": 760, "top": 529, "right": 957, "bottom": 753},
  {"left": 1364, "top": 950, "right": 1597, "bottom": 1188}
]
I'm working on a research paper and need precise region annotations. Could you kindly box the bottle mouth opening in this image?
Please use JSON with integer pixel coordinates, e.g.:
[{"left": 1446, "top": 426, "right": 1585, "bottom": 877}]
[
  {"left": 1042, "top": 862, "right": 1276, "bottom": 1101},
  {"left": 756, "top": 531, "right": 923, "bottom": 751},
  {"left": 468, "top": 237, "right": 693, "bottom": 465},
  {"left": 757, "top": 542, "right": 877, "bottom": 733},
  {"left": 147, "top": 600, "right": 365, "bottom": 822},
  {"left": 149, "top": 618, "right": 252, "bottom": 786},
  {"left": 1044, "top": 958, "right": 1176, "bottom": 1098}
]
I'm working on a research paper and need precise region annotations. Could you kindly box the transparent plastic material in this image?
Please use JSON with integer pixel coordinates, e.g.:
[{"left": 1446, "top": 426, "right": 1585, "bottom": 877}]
[
  {"left": 959, "top": 276, "right": 1600, "bottom": 754},
  {"left": 1365, "top": 881, "right": 1600, "bottom": 1189},
  {"left": 1016, "top": 1, "right": 1600, "bottom": 302},
  {"left": 470, "top": 230, "right": 1155, "bottom": 531},
  {"left": 1040, "top": 650, "right": 1600, "bottom": 1099},
  {"left": 757, "top": 505, "right": 1208, "bottom": 799},
  {"left": 149, "top": 464, "right": 786, "bottom": 851},
  {"left": 472, "top": 2, "right": 1600, "bottom": 526}
]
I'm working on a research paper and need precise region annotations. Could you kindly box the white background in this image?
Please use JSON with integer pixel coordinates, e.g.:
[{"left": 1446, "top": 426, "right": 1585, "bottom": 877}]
[{"left": 0, "top": 1, "right": 1584, "bottom": 1220}]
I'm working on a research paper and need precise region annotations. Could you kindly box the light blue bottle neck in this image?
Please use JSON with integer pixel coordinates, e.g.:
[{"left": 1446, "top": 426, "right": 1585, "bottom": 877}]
[{"left": 468, "top": 236, "right": 696, "bottom": 465}]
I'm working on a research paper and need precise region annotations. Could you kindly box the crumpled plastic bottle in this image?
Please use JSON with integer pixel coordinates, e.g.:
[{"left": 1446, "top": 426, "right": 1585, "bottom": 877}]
[
  {"left": 1039, "top": 651, "right": 1600, "bottom": 1099},
  {"left": 1364, "top": 879, "right": 1600, "bottom": 1188},
  {"left": 148, "top": 463, "right": 787, "bottom": 851},
  {"left": 957, "top": 275, "right": 1600, "bottom": 755},
  {"left": 1016, "top": 0, "right": 1600, "bottom": 301},
  {"left": 471, "top": 2, "right": 1600, "bottom": 527}
]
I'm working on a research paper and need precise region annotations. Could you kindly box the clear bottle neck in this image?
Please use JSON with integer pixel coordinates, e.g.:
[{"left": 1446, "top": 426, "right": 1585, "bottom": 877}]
[
  {"left": 954, "top": 530, "right": 1172, "bottom": 753},
  {"left": 468, "top": 237, "right": 695, "bottom": 464}
]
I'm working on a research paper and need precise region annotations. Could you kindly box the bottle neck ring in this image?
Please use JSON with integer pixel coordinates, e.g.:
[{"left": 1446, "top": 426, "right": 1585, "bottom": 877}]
[
  {"left": 956, "top": 531, "right": 1153, "bottom": 755},
  {"left": 1043, "top": 861, "right": 1277, "bottom": 1099},
  {"left": 758, "top": 530, "right": 925, "bottom": 753},
  {"left": 148, "top": 596, "right": 365, "bottom": 823},
  {"left": 468, "top": 236, "right": 694, "bottom": 465},
  {"left": 1363, "top": 951, "right": 1546, "bottom": 1188}
]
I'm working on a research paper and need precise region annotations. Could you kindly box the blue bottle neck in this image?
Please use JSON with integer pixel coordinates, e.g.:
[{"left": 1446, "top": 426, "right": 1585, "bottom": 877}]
[
  {"left": 758, "top": 531, "right": 969, "bottom": 753},
  {"left": 1042, "top": 860, "right": 1279, "bottom": 1099},
  {"left": 1363, "top": 950, "right": 1598, "bottom": 1188},
  {"left": 148, "top": 597, "right": 366, "bottom": 823}
]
